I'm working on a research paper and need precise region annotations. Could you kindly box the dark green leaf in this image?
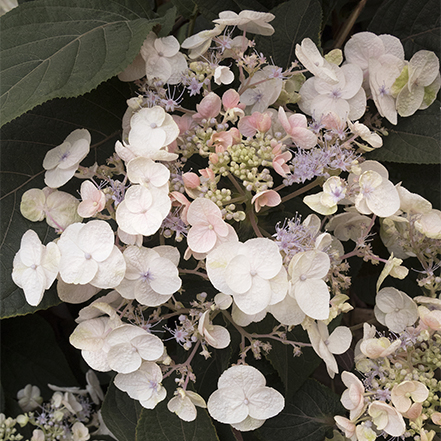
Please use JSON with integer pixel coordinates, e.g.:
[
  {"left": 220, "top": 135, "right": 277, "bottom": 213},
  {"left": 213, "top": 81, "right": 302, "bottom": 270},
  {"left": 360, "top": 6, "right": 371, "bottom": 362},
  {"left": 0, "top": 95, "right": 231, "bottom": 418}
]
[
  {"left": 256, "top": 0, "right": 323, "bottom": 71},
  {"left": 366, "top": 100, "right": 440, "bottom": 164},
  {"left": 368, "top": 0, "right": 440, "bottom": 57},
  {"left": 171, "top": 0, "right": 197, "bottom": 20},
  {"left": 135, "top": 390, "right": 219, "bottom": 441},
  {"left": 0, "top": 78, "right": 131, "bottom": 318},
  {"left": 102, "top": 381, "right": 143, "bottom": 441},
  {"left": 258, "top": 379, "right": 345, "bottom": 441},
  {"left": 0, "top": 0, "right": 162, "bottom": 126},
  {"left": 251, "top": 317, "right": 320, "bottom": 400},
  {"left": 1, "top": 314, "right": 78, "bottom": 400}
]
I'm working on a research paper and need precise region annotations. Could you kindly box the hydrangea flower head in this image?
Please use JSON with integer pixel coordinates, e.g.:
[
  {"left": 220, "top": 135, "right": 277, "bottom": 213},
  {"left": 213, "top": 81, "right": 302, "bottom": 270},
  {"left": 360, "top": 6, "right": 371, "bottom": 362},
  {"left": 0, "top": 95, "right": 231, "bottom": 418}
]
[{"left": 213, "top": 10, "right": 275, "bottom": 36}]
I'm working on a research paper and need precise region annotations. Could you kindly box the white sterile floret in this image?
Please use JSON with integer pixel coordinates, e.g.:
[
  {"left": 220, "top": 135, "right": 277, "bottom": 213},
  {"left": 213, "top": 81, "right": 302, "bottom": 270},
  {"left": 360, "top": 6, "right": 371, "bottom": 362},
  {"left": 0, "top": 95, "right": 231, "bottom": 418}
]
[
  {"left": 70, "top": 316, "right": 121, "bottom": 372},
  {"left": 348, "top": 161, "right": 400, "bottom": 218},
  {"left": 186, "top": 198, "right": 233, "bottom": 254},
  {"left": 374, "top": 287, "right": 418, "bottom": 333},
  {"left": 126, "top": 157, "right": 170, "bottom": 191},
  {"left": 240, "top": 66, "right": 283, "bottom": 113},
  {"left": 105, "top": 324, "right": 164, "bottom": 374},
  {"left": 12, "top": 230, "right": 61, "bottom": 306},
  {"left": 21, "top": 187, "right": 82, "bottom": 230},
  {"left": 303, "top": 176, "right": 347, "bottom": 215},
  {"left": 213, "top": 10, "right": 275, "bottom": 36},
  {"left": 295, "top": 38, "right": 338, "bottom": 82},
  {"left": 214, "top": 66, "right": 234, "bottom": 85},
  {"left": 116, "top": 106, "right": 179, "bottom": 162},
  {"left": 298, "top": 62, "right": 366, "bottom": 122},
  {"left": 206, "top": 238, "right": 287, "bottom": 315},
  {"left": 288, "top": 250, "right": 330, "bottom": 320},
  {"left": 57, "top": 221, "right": 126, "bottom": 289},
  {"left": 43, "top": 129, "right": 91, "bottom": 188},
  {"left": 391, "top": 380, "right": 429, "bottom": 414},
  {"left": 114, "top": 361, "right": 166, "bottom": 409},
  {"left": 181, "top": 25, "right": 225, "bottom": 59},
  {"left": 167, "top": 388, "right": 207, "bottom": 422},
  {"left": 326, "top": 212, "right": 372, "bottom": 242},
  {"left": 347, "top": 121, "right": 382, "bottom": 148},
  {"left": 368, "top": 401, "right": 406, "bottom": 437},
  {"left": 116, "top": 184, "right": 171, "bottom": 237},
  {"left": 306, "top": 321, "right": 352, "bottom": 378},
  {"left": 116, "top": 245, "right": 181, "bottom": 306},
  {"left": 207, "top": 365, "right": 284, "bottom": 431},
  {"left": 17, "top": 385, "right": 43, "bottom": 412},
  {"left": 396, "top": 50, "right": 440, "bottom": 117},
  {"left": 198, "top": 310, "right": 230, "bottom": 349},
  {"left": 77, "top": 180, "right": 106, "bottom": 218},
  {"left": 140, "top": 32, "right": 187, "bottom": 85},
  {"left": 340, "top": 372, "right": 365, "bottom": 420},
  {"left": 376, "top": 254, "right": 409, "bottom": 292}
]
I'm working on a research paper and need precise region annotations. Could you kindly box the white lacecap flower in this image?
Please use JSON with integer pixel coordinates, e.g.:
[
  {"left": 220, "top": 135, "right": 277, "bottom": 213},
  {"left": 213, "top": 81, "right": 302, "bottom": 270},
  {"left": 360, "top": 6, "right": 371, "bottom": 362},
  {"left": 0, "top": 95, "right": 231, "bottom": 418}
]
[
  {"left": 303, "top": 176, "right": 347, "bottom": 215},
  {"left": 114, "top": 361, "right": 166, "bottom": 409},
  {"left": 116, "top": 185, "right": 171, "bottom": 237},
  {"left": 375, "top": 285, "right": 419, "bottom": 334},
  {"left": 391, "top": 380, "right": 429, "bottom": 413},
  {"left": 206, "top": 238, "right": 287, "bottom": 315},
  {"left": 105, "top": 324, "right": 164, "bottom": 374},
  {"left": 21, "top": 187, "right": 82, "bottom": 230},
  {"left": 43, "top": 129, "right": 91, "bottom": 188},
  {"left": 368, "top": 401, "right": 406, "bottom": 437},
  {"left": 340, "top": 371, "right": 365, "bottom": 420},
  {"left": 12, "top": 230, "right": 61, "bottom": 306},
  {"left": 198, "top": 310, "right": 230, "bottom": 349},
  {"left": 307, "top": 321, "right": 352, "bottom": 378},
  {"left": 181, "top": 25, "right": 225, "bottom": 59},
  {"left": 167, "top": 388, "right": 207, "bottom": 422},
  {"left": 140, "top": 32, "right": 187, "bottom": 85},
  {"left": 126, "top": 157, "right": 170, "bottom": 191},
  {"left": 17, "top": 385, "right": 43, "bottom": 412},
  {"left": 116, "top": 245, "right": 181, "bottom": 307},
  {"left": 57, "top": 220, "right": 126, "bottom": 289},
  {"left": 298, "top": 62, "right": 366, "bottom": 122},
  {"left": 207, "top": 365, "right": 284, "bottom": 431},
  {"left": 213, "top": 10, "right": 275, "bottom": 36}
]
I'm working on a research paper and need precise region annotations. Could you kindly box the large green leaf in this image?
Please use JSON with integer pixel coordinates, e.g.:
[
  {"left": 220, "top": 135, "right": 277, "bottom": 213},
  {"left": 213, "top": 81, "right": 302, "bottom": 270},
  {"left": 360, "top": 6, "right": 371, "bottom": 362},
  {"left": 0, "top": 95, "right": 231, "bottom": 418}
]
[
  {"left": 1, "top": 314, "right": 79, "bottom": 401},
  {"left": 258, "top": 379, "right": 344, "bottom": 441},
  {"left": 0, "top": 0, "right": 165, "bottom": 126},
  {"left": 368, "top": 0, "right": 440, "bottom": 57},
  {"left": 255, "top": 0, "right": 322, "bottom": 71},
  {"left": 366, "top": 100, "right": 440, "bottom": 164},
  {"left": 102, "top": 381, "right": 144, "bottom": 441},
  {"left": 0, "top": 77, "right": 132, "bottom": 319}
]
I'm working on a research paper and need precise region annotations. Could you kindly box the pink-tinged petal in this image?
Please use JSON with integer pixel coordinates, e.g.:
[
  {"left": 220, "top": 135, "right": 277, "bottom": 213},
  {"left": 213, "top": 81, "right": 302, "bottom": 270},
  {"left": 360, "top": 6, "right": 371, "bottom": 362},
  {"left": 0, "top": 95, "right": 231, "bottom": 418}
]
[
  {"left": 194, "top": 92, "right": 222, "bottom": 120},
  {"left": 252, "top": 190, "right": 281, "bottom": 212},
  {"left": 187, "top": 226, "right": 218, "bottom": 253},
  {"left": 222, "top": 89, "right": 241, "bottom": 109},
  {"left": 290, "top": 127, "right": 317, "bottom": 149},
  {"left": 187, "top": 198, "right": 222, "bottom": 225}
]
